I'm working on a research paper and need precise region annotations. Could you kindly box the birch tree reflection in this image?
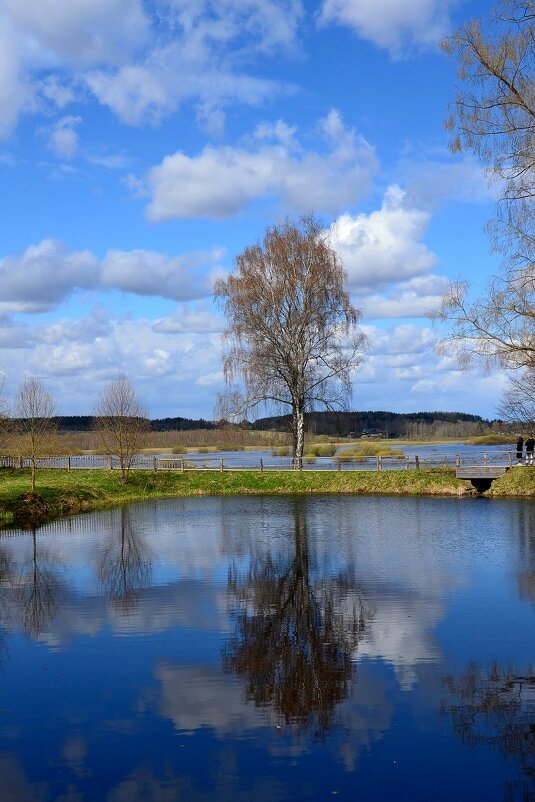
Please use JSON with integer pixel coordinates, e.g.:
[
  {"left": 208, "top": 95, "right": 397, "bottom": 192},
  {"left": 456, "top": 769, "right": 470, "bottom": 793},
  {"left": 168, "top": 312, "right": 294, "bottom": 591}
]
[
  {"left": 16, "top": 529, "right": 64, "bottom": 638},
  {"left": 442, "top": 662, "right": 535, "bottom": 801},
  {"left": 97, "top": 508, "right": 152, "bottom": 614},
  {"left": 0, "top": 544, "right": 13, "bottom": 665},
  {"left": 223, "top": 502, "right": 372, "bottom": 735}
]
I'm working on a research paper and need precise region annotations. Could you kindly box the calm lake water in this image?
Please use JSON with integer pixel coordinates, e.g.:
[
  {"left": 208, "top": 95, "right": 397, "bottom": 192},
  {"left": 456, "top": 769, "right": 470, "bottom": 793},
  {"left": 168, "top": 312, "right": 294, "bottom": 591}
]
[{"left": 1, "top": 494, "right": 535, "bottom": 801}]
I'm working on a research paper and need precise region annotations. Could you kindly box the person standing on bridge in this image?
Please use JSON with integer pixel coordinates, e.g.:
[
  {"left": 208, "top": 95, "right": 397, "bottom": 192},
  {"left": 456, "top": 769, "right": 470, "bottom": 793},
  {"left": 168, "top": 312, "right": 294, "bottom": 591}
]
[
  {"left": 517, "top": 436, "right": 524, "bottom": 464},
  {"left": 526, "top": 436, "right": 535, "bottom": 466}
]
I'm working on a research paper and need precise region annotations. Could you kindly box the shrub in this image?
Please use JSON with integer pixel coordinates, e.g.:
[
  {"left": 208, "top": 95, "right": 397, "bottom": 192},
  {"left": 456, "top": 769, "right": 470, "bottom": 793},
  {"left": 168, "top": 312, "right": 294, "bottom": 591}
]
[
  {"left": 272, "top": 446, "right": 290, "bottom": 457},
  {"left": 304, "top": 444, "right": 337, "bottom": 457},
  {"left": 171, "top": 446, "right": 187, "bottom": 454}
]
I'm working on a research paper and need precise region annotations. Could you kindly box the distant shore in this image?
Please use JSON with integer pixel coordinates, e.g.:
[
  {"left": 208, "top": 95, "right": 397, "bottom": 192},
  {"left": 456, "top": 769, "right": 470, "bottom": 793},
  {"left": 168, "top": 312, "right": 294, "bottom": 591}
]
[{"left": 0, "top": 466, "right": 532, "bottom": 529}]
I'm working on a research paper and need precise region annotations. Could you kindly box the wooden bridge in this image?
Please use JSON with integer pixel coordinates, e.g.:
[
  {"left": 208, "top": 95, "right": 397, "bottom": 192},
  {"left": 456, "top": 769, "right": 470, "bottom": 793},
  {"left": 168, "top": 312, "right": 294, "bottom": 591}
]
[{"left": 455, "top": 465, "right": 511, "bottom": 493}]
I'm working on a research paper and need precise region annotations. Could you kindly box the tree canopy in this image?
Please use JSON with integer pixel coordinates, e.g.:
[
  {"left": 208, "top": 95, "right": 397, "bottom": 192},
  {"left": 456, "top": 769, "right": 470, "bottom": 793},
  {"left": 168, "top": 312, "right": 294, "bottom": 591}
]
[
  {"left": 435, "top": 0, "right": 535, "bottom": 371},
  {"left": 215, "top": 216, "right": 366, "bottom": 463}
]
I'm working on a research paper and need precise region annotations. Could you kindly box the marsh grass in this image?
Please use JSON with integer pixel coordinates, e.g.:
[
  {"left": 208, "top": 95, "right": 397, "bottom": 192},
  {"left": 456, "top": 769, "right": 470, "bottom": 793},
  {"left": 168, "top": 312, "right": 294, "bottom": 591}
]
[{"left": 466, "top": 435, "right": 515, "bottom": 446}]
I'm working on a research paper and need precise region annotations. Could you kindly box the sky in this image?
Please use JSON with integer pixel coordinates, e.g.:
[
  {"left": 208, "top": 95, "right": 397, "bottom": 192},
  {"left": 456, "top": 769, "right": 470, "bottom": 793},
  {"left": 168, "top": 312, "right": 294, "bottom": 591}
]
[{"left": 0, "top": 0, "right": 507, "bottom": 419}]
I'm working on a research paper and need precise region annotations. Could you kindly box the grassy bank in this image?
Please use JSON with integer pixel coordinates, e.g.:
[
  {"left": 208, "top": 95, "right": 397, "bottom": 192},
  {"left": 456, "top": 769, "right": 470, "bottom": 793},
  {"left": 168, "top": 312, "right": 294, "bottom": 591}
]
[
  {"left": 0, "top": 467, "right": 472, "bottom": 526},
  {"left": 489, "top": 466, "right": 535, "bottom": 496}
]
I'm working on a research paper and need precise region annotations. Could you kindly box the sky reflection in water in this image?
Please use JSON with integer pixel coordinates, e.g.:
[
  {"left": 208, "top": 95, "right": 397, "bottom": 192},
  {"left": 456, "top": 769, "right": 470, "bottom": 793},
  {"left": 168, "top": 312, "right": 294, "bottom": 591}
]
[{"left": 1, "top": 495, "right": 535, "bottom": 801}]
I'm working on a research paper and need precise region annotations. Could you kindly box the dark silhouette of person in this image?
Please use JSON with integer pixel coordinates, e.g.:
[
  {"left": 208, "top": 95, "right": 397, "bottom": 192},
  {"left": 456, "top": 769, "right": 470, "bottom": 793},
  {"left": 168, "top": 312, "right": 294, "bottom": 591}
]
[
  {"left": 526, "top": 436, "right": 535, "bottom": 466},
  {"left": 517, "top": 436, "right": 524, "bottom": 464}
]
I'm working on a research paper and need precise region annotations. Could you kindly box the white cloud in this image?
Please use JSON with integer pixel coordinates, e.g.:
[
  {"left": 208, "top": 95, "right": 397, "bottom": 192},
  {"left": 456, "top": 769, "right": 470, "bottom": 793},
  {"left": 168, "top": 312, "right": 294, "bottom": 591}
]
[
  {"left": 330, "top": 185, "right": 437, "bottom": 292},
  {"left": 319, "top": 0, "right": 455, "bottom": 55},
  {"left": 359, "top": 276, "right": 450, "bottom": 319},
  {"left": 0, "top": 0, "right": 300, "bottom": 137},
  {"left": 0, "top": 240, "right": 225, "bottom": 313},
  {"left": 2, "top": 0, "right": 149, "bottom": 66},
  {"left": 146, "top": 110, "right": 378, "bottom": 220},
  {"left": 0, "top": 239, "right": 98, "bottom": 313},
  {"left": 152, "top": 304, "right": 223, "bottom": 334},
  {"left": 400, "top": 155, "right": 495, "bottom": 209},
  {"left": 45, "top": 115, "right": 81, "bottom": 159},
  {"left": 101, "top": 248, "right": 223, "bottom": 301},
  {"left": 0, "top": 18, "right": 32, "bottom": 138},
  {"left": 81, "top": 0, "right": 302, "bottom": 127}
]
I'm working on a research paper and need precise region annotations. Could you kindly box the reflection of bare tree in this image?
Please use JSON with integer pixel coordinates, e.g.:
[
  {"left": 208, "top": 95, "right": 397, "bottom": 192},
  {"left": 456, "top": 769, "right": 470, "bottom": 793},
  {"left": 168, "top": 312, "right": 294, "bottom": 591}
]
[
  {"left": 442, "top": 662, "right": 535, "bottom": 801},
  {"left": 16, "top": 529, "right": 64, "bottom": 638},
  {"left": 0, "top": 544, "right": 14, "bottom": 665},
  {"left": 97, "top": 507, "right": 152, "bottom": 615},
  {"left": 513, "top": 505, "right": 535, "bottom": 606},
  {"left": 223, "top": 501, "right": 372, "bottom": 735}
]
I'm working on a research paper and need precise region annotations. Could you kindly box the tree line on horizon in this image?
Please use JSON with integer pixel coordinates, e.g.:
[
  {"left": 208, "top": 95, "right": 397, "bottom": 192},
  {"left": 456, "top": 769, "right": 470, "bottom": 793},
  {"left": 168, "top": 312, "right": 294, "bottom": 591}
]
[{"left": 10, "top": 409, "right": 493, "bottom": 438}]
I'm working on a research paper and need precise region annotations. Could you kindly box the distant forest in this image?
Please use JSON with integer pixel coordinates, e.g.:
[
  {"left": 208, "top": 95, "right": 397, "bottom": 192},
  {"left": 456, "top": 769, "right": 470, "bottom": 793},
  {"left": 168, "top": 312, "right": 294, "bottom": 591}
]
[
  {"left": 48, "top": 411, "right": 493, "bottom": 439},
  {"left": 252, "top": 411, "right": 492, "bottom": 439},
  {"left": 50, "top": 415, "right": 217, "bottom": 432}
]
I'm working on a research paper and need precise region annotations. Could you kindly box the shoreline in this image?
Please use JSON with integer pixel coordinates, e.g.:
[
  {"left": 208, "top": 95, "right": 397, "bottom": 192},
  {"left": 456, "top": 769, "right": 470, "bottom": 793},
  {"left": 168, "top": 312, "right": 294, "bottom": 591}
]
[{"left": 0, "top": 467, "right": 532, "bottom": 529}]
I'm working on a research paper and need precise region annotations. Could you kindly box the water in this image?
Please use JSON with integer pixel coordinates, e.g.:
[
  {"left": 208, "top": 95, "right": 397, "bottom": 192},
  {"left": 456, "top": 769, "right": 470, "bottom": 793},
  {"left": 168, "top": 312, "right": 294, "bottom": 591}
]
[
  {"left": 1, "top": 494, "right": 535, "bottom": 800},
  {"left": 156, "top": 442, "right": 514, "bottom": 469}
]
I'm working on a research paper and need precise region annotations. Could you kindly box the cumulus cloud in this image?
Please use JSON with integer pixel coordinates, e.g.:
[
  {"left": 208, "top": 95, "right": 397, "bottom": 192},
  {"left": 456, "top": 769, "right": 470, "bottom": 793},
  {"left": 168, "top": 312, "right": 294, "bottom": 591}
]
[
  {"left": 0, "top": 18, "right": 33, "bottom": 138},
  {"left": 330, "top": 185, "right": 437, "bottom": 293},
  {"left": 45, "top": 115, "right": 82, "bottom": 159},
  {"left": 3, "top": 0, "right": 149, "bottom": 66},
  {"left": 146, "top": 110, "right": 378, "bottom": 220},
  {"left": 319, "top": 0, "right": 455, "bottom": 55},
  {"left": 0, "top": 0, "right": 302, "bottom": 137},
  {"left": 101, "top": 248, "right": 223, "bottom": 301},
  {"left": 0, "top": 240, "right": 224, "bottom": 313},
  {"left": 0, "top": 0, "right": 149, "bottom": 136},
  {"left": 152, "top": 304, "right": 223, "bottom": 334},
  {"left": 0, "top": 239, "right": 98, "bottom": 313},
  {"left": 86, "top": 0, "right": 301, "bottom": 126}
]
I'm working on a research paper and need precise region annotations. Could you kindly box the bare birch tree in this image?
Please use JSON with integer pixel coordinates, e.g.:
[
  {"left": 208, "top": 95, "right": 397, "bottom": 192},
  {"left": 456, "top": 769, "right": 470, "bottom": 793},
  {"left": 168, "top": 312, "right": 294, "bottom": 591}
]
[
  {"left": 14, "top": 378, "right": 57, "bottom": 492},
  {"left": 497, "top": 369, "right": 535, "bottom": 429},
  {"left": 434, "top": 0, "right": 535, "bottom": 369},
  {"left": 93, "top": 375, "right": 150, "bottom": 483},
  {"left": 215, "top": 217, "right": 366, "bottom": 467}
]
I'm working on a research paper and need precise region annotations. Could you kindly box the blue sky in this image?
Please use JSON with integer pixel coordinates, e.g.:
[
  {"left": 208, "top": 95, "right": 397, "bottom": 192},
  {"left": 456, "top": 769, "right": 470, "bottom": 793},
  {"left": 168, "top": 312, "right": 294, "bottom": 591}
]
[{"left": 0, "top": 0, "right": 506, "bottom": 419}]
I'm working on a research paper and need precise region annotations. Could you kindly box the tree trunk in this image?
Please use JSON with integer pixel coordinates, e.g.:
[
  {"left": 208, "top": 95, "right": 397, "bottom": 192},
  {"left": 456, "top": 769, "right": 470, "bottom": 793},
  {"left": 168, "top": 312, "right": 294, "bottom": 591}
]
[
  {"left": 293, "top": 402, "right": 305, "bottom": 470},
  {"left": 31, "top": 459, "right": 36, "bottom": 492}
]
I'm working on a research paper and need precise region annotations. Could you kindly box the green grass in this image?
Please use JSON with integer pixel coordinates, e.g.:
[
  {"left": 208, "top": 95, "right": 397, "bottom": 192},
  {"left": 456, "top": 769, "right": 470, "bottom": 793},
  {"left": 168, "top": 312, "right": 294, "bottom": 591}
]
[
  {"left": 466, "top": 434, "right": 515, "bottom": 445},
  {"left": 0, "top": 466, "right": 474, "bottom": 528},
  {"left": 488, "top": 466, "right": 535, "bottom": 496},
  {"left": 304, "top": 444, "right": 337, "bottom": 457}
]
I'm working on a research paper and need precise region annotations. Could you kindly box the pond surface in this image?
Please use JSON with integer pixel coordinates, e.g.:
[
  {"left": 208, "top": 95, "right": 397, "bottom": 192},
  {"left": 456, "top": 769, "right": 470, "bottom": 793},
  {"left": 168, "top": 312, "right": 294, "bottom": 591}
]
[{"left": 1, "top": 494, "right": 535, "bottom": 801}]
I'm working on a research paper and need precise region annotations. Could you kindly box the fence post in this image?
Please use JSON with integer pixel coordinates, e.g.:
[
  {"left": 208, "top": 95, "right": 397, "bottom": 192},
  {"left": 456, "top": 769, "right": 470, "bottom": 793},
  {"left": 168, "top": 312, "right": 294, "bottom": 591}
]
[
  {"left": 220, "top": 459, "right": 224, "bottom": 472},
  {"left": 376, "top": 455, "right": 380, "bottom": 471},
  {"left": 180, "top": 459, "right": 184, "bottom": 473},
  {"left": 415, "top": 455, "right": 419, "bottom": 470},
  {"left": 378, "top": 456, "right": 382, "bottom": 471},
  {"left": 109, "top": 456, "right": 113, "bottom": 470},
  {"left": 67, "top": 455, "right": 71, "bottom": 471},
  {"left": 405, "top": 455, "right": 409, "bottom": 469},
  {"left": 456, "top": 454, "right": 461, "bottom": 468},
  {"left": 338, "top": 458, "right": 341, "bottom": 472},
  {"left": 19, "top": 456, "right": 23, "bottom": 469},
  {"left": 153, "top": 457, "right": 157, "bottom": 472},
  {"left": 509, "top": 451, "right": 513, "bottom": 467},
  {"left": 260, "top": 458, "right": 263, "bottom": 472},
  {"left": 484, "top": 451, "right": 488, "bottom": 466}
]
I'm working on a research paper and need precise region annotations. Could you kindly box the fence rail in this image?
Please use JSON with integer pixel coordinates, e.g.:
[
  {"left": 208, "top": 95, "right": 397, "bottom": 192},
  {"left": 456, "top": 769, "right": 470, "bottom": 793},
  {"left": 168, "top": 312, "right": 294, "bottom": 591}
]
[{"left": 0, "top": 449, "right": 517, "bottom": 472}]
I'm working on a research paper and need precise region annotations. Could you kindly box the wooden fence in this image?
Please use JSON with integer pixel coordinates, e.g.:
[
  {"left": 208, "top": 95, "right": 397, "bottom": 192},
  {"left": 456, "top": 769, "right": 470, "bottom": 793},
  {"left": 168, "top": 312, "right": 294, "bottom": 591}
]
[{"left": 0, "top": 450, "right": 516, "bottom": 472}]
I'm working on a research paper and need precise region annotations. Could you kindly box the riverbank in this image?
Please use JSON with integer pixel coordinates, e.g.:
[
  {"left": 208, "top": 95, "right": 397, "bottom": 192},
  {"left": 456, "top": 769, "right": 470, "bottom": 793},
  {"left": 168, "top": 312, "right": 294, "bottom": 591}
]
[
  {"left": 0, "top": 467, "right": 472, "bottom": 526},
  {"left": 0, "top": 467, "right": 532, "bottom": 528}
]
